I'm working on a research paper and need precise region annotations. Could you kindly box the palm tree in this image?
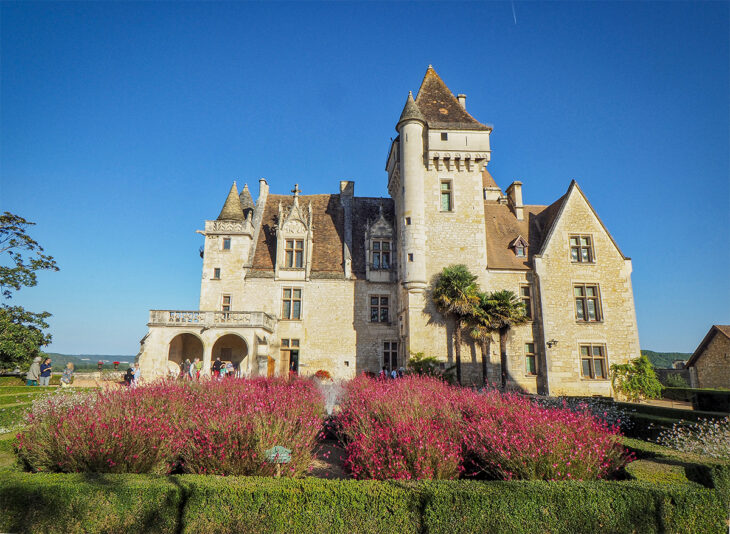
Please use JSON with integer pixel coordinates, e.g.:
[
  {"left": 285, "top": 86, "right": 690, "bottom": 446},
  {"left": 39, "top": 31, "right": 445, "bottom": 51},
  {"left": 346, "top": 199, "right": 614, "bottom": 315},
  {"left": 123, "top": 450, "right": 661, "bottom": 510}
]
[
  {"left": 487, "top": 290, "right": 529, "bottom": 389},
  {"left": 469, "top": 292, "right": 498, "bottom": 386},
  {"left": 431, "top": 265, "right": 481, "bottom": 385}
]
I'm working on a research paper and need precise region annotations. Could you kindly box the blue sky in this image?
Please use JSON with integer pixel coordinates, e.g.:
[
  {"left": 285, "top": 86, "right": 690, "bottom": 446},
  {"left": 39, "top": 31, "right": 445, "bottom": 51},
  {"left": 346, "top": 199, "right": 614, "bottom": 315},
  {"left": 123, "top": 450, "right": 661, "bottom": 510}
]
[{"left": 1, "top": 2, "right": 728, "bottom": 355}]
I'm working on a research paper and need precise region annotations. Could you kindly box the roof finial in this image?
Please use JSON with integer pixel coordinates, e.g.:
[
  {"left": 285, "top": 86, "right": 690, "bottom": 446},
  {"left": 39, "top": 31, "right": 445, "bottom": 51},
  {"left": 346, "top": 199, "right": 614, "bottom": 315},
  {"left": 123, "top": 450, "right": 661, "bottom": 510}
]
[{"left": 291, "top": 183, "right": 301, "bottom": 198}]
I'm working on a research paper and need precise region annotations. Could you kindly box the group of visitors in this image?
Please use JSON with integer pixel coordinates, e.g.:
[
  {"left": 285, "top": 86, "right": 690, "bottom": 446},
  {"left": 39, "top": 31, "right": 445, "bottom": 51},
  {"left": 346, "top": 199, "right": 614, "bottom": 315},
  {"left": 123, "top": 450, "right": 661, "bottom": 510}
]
[
  {"left": 379, "top": 366, "right": 405, "bottom": 380},
  {"left": 25, "top": 357, "right": 75, "bottom": 387},
  {"left": 171, "top": 357, "right": 241, "bottom": 381}
]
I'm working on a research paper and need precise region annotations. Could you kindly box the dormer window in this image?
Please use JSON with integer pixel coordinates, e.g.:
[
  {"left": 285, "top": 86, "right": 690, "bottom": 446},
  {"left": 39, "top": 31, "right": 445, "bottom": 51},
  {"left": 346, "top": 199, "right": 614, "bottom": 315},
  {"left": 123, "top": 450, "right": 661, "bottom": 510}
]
[
  {"left": 372, "top": 240, "right": 391, "bottom": 270},
  {"left": 510, "top": 235, "right": 528, "bottom": 258},
  {"left": 285, "top": 239, "right": 304, "bottom": 268}
]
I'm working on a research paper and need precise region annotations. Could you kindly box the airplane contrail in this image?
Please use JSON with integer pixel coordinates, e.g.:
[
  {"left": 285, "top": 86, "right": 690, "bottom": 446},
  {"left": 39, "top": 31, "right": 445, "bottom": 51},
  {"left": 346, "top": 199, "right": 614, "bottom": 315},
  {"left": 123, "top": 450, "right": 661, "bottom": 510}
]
[{"left": 512, "top": 1, "right": 517, "bottom": 25}]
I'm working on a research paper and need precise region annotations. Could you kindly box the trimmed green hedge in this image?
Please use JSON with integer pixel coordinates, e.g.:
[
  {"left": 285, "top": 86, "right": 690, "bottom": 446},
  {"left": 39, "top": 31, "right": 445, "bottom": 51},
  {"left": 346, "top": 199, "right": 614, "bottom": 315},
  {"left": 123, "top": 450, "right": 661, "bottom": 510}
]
[
  {"left": 662, "top": 387, "right": 730, "bottom": 413},
  {"left": 0, "top": 472, "right": 727, "bottom": 534}
]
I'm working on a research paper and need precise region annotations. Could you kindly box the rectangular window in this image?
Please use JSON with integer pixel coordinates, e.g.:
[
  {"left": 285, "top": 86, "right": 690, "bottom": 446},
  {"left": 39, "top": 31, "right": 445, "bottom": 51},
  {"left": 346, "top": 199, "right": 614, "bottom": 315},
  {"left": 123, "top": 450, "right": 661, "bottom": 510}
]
[
  {"left": 574, "top": 284, "right": 602, "bottom": 322},
  {"left": 221, "top": 295, "right": 231, "bottom": 312},
  {"left": 371, "top": 240, "right": 391, "bottom": 270},
  {"left": 440, "top": 180, "right": 453, "bottom": 211},
  {"left": 282, "top": 288, "right": 302, "bottom": 320},
  {"left": 405, "top": 217, "right": 411, "bottom": 225},
  {"left": 520, "top": 285, "right": 532, "bottom": 320},
  {"left": 222, "top": 238, "right": 231, "bottom": 250},
  {"left": 525, "top": 343, "right": 536, "bottom": 375},
  {"left": 384, "top": 341, "right": 398, "bottom": 371},
  {"left": 285, "top": 239, "right": 304, "bottom": 268},
  {"left": 440, "top": 132, "right": 448, "bottom": 141},
  {"left": 408, "top": 253, "right": 414, "bottom": 262},
  {"left": 570, "top": 235, "right": 594, "bottom": 263},
  {"left": 213, "top": 268, "right": 221, "bottom": 280},
  {"left": 580, "top": 344, "right": 608, "bottom": 379},
  {"left": 370, "top": 295, "right": 389, "bottom": 323}
]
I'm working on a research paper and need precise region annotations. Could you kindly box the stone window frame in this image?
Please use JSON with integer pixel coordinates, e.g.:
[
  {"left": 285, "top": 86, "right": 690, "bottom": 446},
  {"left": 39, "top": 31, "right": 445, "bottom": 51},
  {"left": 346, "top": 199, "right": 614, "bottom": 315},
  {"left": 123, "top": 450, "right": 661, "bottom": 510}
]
[
  {"left": 440, "top": 179, "right": 453, "bottom": 212},
  {"left": 519, "top": 284, "right": 533, "bottom": 321},
  {"left": 212, "top": 268, "right": 221, "bottom": 280},
  {"left": 284, "top": 239, "right": 304, "bottom": 269},
  {"left": 524, "top": 342, "right": 537, "bottom": 376},
  {"left": 371, "top": 239, "right": 393, "bottom": 271},
  {"left": 569, "top": 234, "right": 595, "bottom": 264},
  {"left": 222, "top": 237, "right": 231, "bottom": 251},
  {"left": 369, "top": 294, "right": 391, "bottom": 324},
  {"left": 579, "top": 343, "right": 609, "bottom": 380},
  {"left": 281, "top": 287, "right": 303, "bottom": 321},
  {"left": 221, "top": 294, "right": 232, "bottom": 312},
  {"left": 573, "top": 283, "right": 603, "bottom": 323},
  {"left": 383, "top": 340, "right": 398, "bottom": 371},
  {"left": 281, "top": 338, "right": 301, "bottom": 374}
]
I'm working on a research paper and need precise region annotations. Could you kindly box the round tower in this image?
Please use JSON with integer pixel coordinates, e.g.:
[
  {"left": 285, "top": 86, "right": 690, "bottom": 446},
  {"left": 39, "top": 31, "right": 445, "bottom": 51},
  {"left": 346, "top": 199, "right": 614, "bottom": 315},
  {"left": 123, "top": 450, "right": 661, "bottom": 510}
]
[{"left": 396, "top": 91, "right": 427, "bottom": 291}]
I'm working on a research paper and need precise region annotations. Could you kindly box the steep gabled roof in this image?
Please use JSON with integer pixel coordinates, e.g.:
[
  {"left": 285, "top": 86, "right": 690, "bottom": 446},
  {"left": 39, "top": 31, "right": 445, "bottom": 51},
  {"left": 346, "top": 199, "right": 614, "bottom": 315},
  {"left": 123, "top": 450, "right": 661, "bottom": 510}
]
[
  {"left": 686, "top": 325, "right": 730, "bottom": 368},
  {"left": 414, "top": 66, "right": 491, "bottom": 131},
  {"left": 217, "top": 182, "right": 246, "bottom": 221},
  {"left": 483, "top": 202, "right": 549, "bottom": 270},
  {"left": 535, "top": 180, "right": 628, "bottom": 259}
]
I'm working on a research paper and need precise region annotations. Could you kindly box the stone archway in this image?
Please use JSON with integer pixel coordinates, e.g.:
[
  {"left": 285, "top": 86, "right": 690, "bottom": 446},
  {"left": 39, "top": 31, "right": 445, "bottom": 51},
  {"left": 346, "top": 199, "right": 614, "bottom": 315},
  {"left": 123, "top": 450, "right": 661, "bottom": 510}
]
[
  {"left": 168, "top": 333, "right": 203, "bottom": 377},
  {"left": 211, "top": 333, "right": 249, "bottom": 376}
]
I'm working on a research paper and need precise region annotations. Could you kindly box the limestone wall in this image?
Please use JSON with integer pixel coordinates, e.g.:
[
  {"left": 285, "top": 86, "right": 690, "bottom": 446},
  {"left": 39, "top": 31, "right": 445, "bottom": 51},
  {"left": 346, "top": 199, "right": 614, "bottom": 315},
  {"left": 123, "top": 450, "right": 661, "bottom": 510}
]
[
  {"left": 534, "top": 187, "right": 640, "bottom": 397},
  {"left": 199, "top": 232, "right": 251, "bottom": 310},
  {"left": 694, "top": 333, "right": 730, "bottom": 389}
]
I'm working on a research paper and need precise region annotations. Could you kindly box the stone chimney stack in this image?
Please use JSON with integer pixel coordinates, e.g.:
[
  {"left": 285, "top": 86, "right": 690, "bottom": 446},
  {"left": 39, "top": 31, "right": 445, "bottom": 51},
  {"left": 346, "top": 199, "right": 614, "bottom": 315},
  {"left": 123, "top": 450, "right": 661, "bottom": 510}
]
[
  {"left": 340, "top": 181, "right": 354, "bottom": 278},
  {"left": 457, "top": 94, "right": 467, "bottom": 109},
  {"left": 506, "top": 181, "right": 524, "bottom": 221}
]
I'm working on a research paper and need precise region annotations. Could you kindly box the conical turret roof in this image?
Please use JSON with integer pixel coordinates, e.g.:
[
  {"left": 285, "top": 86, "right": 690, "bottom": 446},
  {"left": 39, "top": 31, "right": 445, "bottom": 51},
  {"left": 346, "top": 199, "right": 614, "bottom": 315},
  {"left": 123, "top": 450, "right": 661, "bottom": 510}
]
[
  {"left": 396, "top": 91, "right": 426, "bottom": 130},
  {"left": 239, "top": 184, "right": 255, "bottom": 214},
  {"left": 414, "top": 66, "right": 490, "bottom": 131},
  {"left": 217, "top": 182, "right": 246, "bottom": 221}
]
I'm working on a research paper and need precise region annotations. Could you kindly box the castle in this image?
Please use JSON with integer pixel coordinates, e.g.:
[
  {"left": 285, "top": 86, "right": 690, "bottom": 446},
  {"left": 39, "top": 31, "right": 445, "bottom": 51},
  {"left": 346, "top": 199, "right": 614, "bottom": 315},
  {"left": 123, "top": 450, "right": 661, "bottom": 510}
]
[{"left": 138, "top": 66, "right": 641, "bottom": 396}]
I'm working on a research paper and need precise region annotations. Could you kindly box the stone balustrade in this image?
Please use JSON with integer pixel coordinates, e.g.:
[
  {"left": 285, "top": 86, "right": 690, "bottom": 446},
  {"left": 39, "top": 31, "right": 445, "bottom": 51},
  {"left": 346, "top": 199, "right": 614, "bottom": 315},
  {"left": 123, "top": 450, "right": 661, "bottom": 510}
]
[{"left": 148, "top": 310, "right": 276, "bottom": 332}]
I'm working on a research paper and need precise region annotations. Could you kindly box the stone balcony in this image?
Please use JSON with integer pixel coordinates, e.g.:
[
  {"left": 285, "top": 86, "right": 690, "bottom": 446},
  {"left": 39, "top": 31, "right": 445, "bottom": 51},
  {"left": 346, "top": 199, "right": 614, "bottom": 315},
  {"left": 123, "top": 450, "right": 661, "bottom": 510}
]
[{"left": 148, "top": 310, "right": 276, "bottom": 332}]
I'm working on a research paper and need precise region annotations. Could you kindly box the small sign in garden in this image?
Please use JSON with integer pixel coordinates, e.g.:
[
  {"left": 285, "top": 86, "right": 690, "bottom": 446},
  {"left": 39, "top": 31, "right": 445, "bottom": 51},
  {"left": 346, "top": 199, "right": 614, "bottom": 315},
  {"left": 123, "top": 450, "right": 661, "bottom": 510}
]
[{"left": 264, "top": 445, "right": 291, "bottom": 477}]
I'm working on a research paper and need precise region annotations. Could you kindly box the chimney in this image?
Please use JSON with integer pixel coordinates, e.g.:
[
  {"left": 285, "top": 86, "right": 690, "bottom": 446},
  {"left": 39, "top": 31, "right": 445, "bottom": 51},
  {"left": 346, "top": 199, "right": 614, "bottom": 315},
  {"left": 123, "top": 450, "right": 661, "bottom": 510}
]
[
  {"left": 340, "top": 181, "right": 354, "bottom": 278},
  {"left": 505, "top": 181, "right": 524, "bottom": 221},
  {"left": 457, "top": 94, "right": 467, "bottom": 109}
]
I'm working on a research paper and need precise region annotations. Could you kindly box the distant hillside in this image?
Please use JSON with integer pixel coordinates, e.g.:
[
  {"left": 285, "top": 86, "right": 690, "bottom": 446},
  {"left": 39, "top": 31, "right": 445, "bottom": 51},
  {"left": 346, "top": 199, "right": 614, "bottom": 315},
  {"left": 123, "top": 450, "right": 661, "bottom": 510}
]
[
  {"left": 44, "top": 353, "right": 135, "bottom": 371},
  {"left": 641, "top": 350, "right": 692, "bottom": 369}
]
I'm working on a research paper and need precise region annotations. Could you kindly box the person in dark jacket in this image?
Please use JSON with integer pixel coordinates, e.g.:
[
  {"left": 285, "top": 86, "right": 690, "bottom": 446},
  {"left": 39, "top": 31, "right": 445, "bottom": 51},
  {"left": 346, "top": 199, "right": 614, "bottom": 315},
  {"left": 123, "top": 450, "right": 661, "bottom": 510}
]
[
  {"left": 212, "top": 358, "right": 222, "bottom": 378},
  {"left": 124, "top": 367, "right": 134, "bottom": 387},
  {"left": 39, "top": 357, "right": 52, "bottom": 386}
]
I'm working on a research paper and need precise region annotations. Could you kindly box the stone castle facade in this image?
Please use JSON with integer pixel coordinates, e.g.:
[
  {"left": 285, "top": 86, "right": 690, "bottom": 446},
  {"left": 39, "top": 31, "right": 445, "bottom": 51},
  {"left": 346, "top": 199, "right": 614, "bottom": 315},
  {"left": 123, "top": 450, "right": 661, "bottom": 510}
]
[{"left": 138, "top": 67, "right": 641, "bottom": 396}]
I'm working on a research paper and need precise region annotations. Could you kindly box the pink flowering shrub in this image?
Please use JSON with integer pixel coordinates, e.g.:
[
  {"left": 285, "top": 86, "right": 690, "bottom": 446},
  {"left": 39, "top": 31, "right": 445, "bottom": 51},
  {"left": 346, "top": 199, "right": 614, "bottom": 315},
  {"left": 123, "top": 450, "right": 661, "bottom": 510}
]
[
  {"left": 337, "top": 376, "right": 630, "bottom": 481},
  {"left": 15, "top": 378, "right": 324, "bottom": 476},
  {"left": 458, "top": 389, "right": 631, "bottom": 481},
  {"left": 338, "top": 376, "right": 463, "bottom": 480}
]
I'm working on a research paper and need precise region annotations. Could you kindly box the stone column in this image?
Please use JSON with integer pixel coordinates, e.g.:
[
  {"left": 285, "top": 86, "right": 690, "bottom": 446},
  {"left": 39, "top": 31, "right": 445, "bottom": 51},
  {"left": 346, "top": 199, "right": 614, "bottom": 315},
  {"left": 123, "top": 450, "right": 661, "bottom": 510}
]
[{"left": 202, "top": 341, "right": 213, "bottom": 377}]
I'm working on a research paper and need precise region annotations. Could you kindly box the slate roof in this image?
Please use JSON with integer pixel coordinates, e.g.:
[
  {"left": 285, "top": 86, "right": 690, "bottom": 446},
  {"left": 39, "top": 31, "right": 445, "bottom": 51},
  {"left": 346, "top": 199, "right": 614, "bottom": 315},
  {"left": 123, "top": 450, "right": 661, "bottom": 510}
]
[
  {"left": 397, "top": 91, "right": 426, "bottom": 129},
  {"left": 414, "top": 66, "right": 491, "bottom": 131},
  {"left": 217, "top": 183, "right": 246, "bottom": 221},
  {"left": 686, "top": 325, "right": 730, "bottom": 368},
  {"left": 482, "top": 168, "right": 499, "bottom": 189},
  {"left": 239, "top": 184, "right": 255, "bottom": 215},
  {"left": 352, "top": 198, "right": 395, "bottom": 275}
]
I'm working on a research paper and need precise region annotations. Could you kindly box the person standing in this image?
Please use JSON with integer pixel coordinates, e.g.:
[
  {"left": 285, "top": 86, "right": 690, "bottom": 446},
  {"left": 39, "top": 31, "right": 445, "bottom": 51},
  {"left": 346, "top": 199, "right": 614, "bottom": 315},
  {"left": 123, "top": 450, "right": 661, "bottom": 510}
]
[
  {"left": 39, "top": 357, "right": 52, "bottom": 386},
  {"left": 123, "top": 366, "right": 134, "bottom": 387},
  {"left": 212, "top": 357, "right": 222, "bottom": 378},
  {"left": 183, "top": 359, "right": 191, "bottom": 380},
  {"left": 26, "top": 356, "right": 41, "bottom": 386},
  {"left": 194, "top": 358, "right": 202, "bottom": 380},
  {"left": 60, "top": 362, "right": 74, "bottom": 388}
]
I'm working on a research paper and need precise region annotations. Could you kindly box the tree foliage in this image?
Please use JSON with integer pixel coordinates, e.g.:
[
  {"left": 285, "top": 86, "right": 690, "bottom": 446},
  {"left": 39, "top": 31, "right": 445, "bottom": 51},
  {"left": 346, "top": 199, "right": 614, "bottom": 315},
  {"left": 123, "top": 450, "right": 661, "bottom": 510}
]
[
  {"left": 431, "top": 265, "right": 481, "bottom": 384},
  {"left": 469, "top": 292, "right": 498, "bottom": 385},
  {"left": 610, "top": 354, "right": 663, "bottom": 402},
  {"left": 0, "top": 212, "right": 58, "bottom": 369}
]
